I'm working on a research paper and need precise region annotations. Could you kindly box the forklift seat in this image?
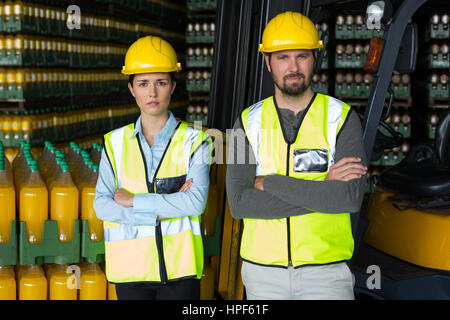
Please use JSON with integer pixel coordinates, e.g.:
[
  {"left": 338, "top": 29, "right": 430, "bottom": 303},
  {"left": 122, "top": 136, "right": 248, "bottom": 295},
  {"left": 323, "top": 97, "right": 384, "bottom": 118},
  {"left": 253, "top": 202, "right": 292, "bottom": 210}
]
[{"left": 379, "top": 108, "right": 450, "bottom": 198}]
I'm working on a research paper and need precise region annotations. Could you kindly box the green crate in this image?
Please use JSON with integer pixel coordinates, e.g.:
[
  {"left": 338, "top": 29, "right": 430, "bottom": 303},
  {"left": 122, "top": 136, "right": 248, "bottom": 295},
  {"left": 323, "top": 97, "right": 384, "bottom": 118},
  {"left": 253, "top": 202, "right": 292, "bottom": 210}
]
[
  {"left": 186, "top": 80, "right": 211, "bottom": 92},
  {"left": 0, "top": 83, "right": 7, "bottom": 100},
  {"left": 354, "top": 84, "right": 371, "bottom": 98},
  {"left": 335, "top": 83, "right": 357, "bottom": 98},
  {"left": 428, "top": 83, "right": 448, "bottom": 99},
  {"left": 19, "top": 220, "right": 80, "bottom": 265},
  {"left": 392, "top": 83, "right": 410, "bottom": 99},
  {"left": 186, "top": 33, "right": 215, "bottom": 44},
  {"left": 5, "top": 83, "right": 24, "bottom": 100},
  {"left": 354, "top": 24, "right": 373, "bottom": 39},
  {"left": 379, "top": 122, "right": 410, "bottom": 139},
  {"left": 426, "top": 53, "right": 449, "bottom": 69},
  {"left": 186, "top": 57, "right": 213, "bottom": 68},
  {"left": 335, "top": 24, "right": 355, "bottom": 39},
  {"left": 426, "top": 23, "right": 450, "bottom": 41},
  {"left": 335, "top": 54, "right": 366, "bottom": 68},
  {"left": 187, "top": 0, "right": 218, "bottom": 10},
  {"left": 312, "top": 83, "right": 329, "bottom": 95},
  {"left": 81, "top": 220, "right": 105, "bottom": 263},
  {"left": 381, "top": 151, "right": 405, "bottom": 166},
  {"left": 0, "top": 221, "right": 18, "bottom": 266}
]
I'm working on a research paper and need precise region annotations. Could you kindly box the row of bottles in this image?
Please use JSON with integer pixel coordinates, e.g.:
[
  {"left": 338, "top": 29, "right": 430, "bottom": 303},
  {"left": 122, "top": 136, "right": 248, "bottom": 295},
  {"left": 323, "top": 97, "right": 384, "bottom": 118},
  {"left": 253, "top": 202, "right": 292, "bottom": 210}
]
[
  {"left": 425, "top": 40, "right": 449, "bottom": 69},
  {"left": 0, "top": 104, "right": 139, "bottom": 147},
  {"left": 0, "top": 35, "right": 128, "bottom": 67},
  {"left": 185, "top": 6, "right": 216, "bottom": 125},
  {"left": 0, "top": 142, "right": 14, "bottom": 244},
  {"left": 187, "top": 69, "right": 212, "bottom": 92},
  {"left": 186, "top": 21, "right": 216, "bottom": 43},
  {"left": 335, "top": 12, "right": 384, "bottom": 39},
  {"left": 426, "top": 13, "right": 449, "bottom": 40},
  {"left": 335, "top": 41, "right": 369, "bottom": 68},
  {"left": 186, "top": 104, "right": 208, "bottom": 126},
  {"left": 3, "top": 140, "right": 101, "bottom": 245},
  {"left": 187, "top": 0, "right": 218, "bottom": 10},
  {"left": 334, "top": 71, "right": 411, "bottom": 98},
  {"left": 0, "top": 68, "right": 128, "bottom": 99},
  {"left": 66, "top": 142, "right": 102, "bottom": 242},
  {"left": 0, "top": 1, "right": 184, "bottom": 44},
  {"left": 0, "top": 262, "right": 116, "bottom": 300},
  {"left": 187, "top": 46, "right": 214, "bottom": 68}
]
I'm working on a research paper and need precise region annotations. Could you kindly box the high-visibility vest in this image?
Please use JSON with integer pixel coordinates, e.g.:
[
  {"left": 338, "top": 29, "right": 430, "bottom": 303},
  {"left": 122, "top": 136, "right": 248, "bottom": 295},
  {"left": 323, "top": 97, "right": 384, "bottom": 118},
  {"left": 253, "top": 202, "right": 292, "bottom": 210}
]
[
  {"left": 240, "top": 93, "right": 354, "bottom": 268},
  {"left": 103, "top": 121, "right": 213, "bottom": 283}
]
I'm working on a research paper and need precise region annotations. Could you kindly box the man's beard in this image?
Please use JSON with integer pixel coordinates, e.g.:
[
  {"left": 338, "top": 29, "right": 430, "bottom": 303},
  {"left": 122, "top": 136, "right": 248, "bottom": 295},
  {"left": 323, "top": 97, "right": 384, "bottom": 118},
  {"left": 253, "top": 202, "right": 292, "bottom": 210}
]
[{"left": 273, "top": 72, "right": 311, "bottom": 97}]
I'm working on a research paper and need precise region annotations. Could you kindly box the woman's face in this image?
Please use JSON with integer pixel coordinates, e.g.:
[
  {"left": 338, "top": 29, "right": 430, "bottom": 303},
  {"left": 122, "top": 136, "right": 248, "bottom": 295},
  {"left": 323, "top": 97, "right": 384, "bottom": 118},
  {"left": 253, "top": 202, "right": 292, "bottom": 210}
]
[{"left": 128, "top": 72, "right": 176, "bottom": 117}]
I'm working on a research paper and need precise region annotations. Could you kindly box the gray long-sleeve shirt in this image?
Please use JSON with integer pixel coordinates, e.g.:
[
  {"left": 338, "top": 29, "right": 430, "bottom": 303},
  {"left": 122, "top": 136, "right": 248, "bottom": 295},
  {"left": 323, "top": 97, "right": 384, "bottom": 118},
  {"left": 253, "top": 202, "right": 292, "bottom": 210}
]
[{"left": 226, "top": 96, "right": 367, "bottom": 219}]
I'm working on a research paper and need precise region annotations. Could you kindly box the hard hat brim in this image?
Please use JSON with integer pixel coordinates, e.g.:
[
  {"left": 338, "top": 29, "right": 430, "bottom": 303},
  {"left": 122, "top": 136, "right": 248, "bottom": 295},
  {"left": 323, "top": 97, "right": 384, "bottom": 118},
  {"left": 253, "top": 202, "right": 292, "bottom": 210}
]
[
  {"left": 121, "top": 64, "right": 182, "bottom": 75},
  {"left": 259, "top": 41, "right": 323, "bottom": 53}
]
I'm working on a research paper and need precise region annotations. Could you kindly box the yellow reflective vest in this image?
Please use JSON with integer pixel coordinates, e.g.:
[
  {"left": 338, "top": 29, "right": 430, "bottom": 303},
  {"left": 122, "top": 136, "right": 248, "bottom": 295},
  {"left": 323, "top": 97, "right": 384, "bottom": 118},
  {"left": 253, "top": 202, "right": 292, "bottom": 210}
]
[
  {"left": 240, "top": 93, "right": 354, "bottom": 268},
  {"left": 103, "top": 121, "right": 213, "bottom": 283}
]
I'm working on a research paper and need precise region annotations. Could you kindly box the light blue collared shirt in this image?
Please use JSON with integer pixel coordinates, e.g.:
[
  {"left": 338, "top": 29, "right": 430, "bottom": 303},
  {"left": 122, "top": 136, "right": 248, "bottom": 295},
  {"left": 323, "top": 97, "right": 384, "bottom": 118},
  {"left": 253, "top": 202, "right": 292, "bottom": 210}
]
[{"left": 93, "top": 111, "right": 211, "bottom": 227}]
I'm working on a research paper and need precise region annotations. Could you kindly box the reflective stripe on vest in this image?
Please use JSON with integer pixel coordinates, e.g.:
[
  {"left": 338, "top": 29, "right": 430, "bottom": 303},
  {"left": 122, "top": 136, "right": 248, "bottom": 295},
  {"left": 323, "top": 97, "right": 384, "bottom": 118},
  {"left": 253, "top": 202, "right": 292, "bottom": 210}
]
[
  {"left": 103, "top": 121, "right": 212, "bottom": 283},
  {"left": 240, "top": 93, "right": 354, "bottom": 268}
]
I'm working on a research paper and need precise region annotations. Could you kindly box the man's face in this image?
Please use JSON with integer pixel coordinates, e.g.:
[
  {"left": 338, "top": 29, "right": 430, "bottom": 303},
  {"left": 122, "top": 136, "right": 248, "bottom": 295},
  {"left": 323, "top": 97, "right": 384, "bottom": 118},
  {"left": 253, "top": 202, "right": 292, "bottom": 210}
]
[
  {"left": 265, "top": 49, "right": 315, "bottom": 97},
  {"left": 128, "top": 72, "right": 176, "bottom": 117}
]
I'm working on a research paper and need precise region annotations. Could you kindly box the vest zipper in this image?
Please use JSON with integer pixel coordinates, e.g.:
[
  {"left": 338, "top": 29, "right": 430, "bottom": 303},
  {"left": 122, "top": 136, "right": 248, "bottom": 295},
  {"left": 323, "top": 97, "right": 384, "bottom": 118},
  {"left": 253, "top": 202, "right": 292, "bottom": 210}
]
[
  {"left": 286, "top": 144, "right": 293, "bottom": 267},
  {"left": 155, "top": 222, "right": 168, "bottom": 284},
  {"left": 137, "top": 131, "right": 172, "bottom": 284}
]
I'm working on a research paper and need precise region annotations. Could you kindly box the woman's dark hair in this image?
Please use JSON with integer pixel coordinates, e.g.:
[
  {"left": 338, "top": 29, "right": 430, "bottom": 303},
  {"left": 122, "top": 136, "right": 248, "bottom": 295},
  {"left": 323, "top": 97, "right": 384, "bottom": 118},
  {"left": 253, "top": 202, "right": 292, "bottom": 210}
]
[{"left": 128, "top": 72, "right": 176, "bottom": 86}]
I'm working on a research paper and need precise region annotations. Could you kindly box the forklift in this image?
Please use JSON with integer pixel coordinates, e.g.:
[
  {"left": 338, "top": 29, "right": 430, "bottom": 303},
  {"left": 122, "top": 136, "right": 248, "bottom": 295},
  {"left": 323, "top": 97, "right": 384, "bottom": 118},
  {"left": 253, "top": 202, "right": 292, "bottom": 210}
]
[{"left": 207, "top": 0, "right": 450, "bottom": 300}]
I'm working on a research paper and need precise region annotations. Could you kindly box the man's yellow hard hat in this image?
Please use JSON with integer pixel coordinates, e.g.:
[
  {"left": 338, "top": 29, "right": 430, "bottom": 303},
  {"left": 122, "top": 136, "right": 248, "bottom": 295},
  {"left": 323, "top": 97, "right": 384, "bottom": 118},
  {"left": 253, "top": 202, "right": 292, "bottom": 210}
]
[
  {"left": 121, "top": 35, "right": 182, "bottom": 75},
  {"left": 259, "top": 11, "right": 323, "bottom": 53}
]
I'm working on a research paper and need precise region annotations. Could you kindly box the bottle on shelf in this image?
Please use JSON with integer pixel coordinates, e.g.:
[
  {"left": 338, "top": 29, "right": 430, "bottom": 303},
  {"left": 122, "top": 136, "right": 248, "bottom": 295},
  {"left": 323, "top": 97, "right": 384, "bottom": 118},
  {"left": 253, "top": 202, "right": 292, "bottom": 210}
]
[
  {"left": 19, "top": 161, "right": 48, "bottom": 244},
  {"left": 49, "top": 161, "right": 79, "bottom": 243},
  {"left": 79, "top": 262, "right": 107, "bottom": 300},
  {"left": 0, "top": 147, "right": 15, "bottom": 245},
  {"left": 48, "top": 264, "right": 77, "bottom": 300},
  {"left": 18, "top": 264, "right": 47, "bottom": 300},
  {"left": 0, "top": 265, "right": 16, "bottom": 300}
]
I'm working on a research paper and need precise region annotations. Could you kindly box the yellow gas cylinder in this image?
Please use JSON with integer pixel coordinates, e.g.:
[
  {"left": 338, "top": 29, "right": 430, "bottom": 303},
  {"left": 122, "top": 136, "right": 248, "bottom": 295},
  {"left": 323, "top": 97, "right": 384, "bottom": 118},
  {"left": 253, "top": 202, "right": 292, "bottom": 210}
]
[
  {"left": 49, "top": 264, "right": 77, "bottom": 300},
  {"left": 18, "top": 264, "right": 47, "bottom": 300},
  {"left": 79, "top": 263, "right": 106, "bottom": 300},
  {"left": 0, "top": 266, "right": 16, "bottom": 300}
]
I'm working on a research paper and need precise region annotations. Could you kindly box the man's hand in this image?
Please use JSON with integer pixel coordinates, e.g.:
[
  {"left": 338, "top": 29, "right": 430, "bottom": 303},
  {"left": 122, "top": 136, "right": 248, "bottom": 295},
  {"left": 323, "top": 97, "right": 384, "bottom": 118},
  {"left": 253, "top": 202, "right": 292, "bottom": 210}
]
[
  {"left": 326, "top": 157, "right": 367, "bottom": 182},
  {"left": 114, "top": 188, "right": 134, "bottom": 207},
  {"left": 157, "top": 178, "right": 194, "bottom": 221},
  {"left": 254, "top": 176, "right": 265, "bottom": 191}
]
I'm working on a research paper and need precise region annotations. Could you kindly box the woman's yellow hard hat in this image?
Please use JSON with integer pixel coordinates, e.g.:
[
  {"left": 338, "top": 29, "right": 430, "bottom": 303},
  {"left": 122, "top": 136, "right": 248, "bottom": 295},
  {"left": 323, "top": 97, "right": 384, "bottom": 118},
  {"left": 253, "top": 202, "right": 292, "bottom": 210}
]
[
  {"left": 121, "top": 35, "right": 182, "bottom": 75},
  {"left": 259, "top": 11, "right": 323, "bottom": 53}
]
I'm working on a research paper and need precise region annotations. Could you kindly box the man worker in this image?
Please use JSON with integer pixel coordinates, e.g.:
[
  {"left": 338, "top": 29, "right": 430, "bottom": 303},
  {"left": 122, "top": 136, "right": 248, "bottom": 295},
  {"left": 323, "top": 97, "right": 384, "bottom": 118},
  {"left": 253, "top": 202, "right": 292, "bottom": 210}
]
[
  {"left": 93, "top": 35, "right": 213, "bottom": 300},
  {"left": 226, "top": 11, "right": 367, "bottom": 300}
]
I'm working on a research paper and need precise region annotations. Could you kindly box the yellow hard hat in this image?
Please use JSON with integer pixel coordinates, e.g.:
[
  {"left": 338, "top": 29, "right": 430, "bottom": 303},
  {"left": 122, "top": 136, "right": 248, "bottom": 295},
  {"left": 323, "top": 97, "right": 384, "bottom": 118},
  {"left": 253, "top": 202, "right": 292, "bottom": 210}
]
[
  {"left": 259, "top": 11, "right": 323, "bottom": 53},
  {"left": 121, "top": 35, "right": 182, "bottom": 75}
]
